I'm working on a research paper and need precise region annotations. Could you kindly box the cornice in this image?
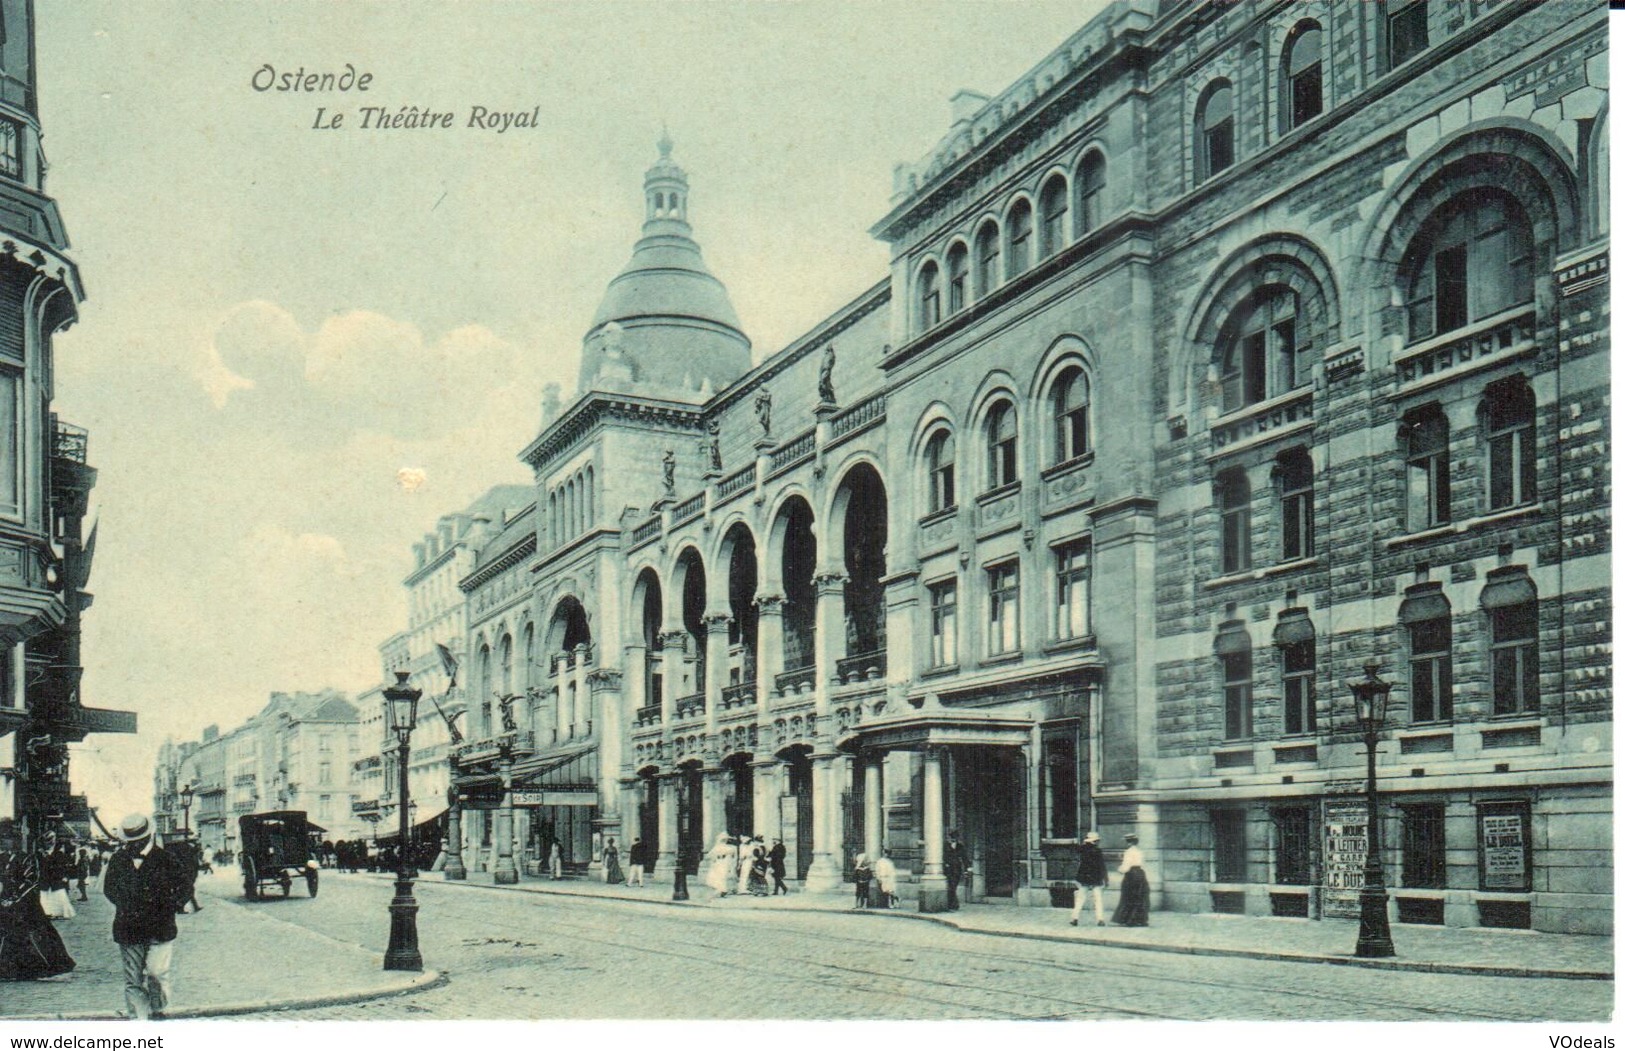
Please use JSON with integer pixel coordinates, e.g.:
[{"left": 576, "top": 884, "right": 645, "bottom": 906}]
[
  {"left": 459, "top": 533, "right": 537, "bottom": 593},
  {"left": 403, "top": 542, "right": 460, "bottom": 589},
  {"left": 521, "top": 394, "right": 705, "bottom": 471}
]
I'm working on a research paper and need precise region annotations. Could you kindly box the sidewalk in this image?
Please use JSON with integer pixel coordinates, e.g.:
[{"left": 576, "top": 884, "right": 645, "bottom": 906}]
[
  {"left": 375, "top": 867, "right": 1613, "bottom": 981},
  {"left": 4, "top": 871, "right": 441, "bottom": 1021}
]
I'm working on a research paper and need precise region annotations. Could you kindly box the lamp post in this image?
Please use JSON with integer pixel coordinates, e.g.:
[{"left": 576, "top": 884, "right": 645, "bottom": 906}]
[
  {"left": 1348, "top": 660, "right": 1396, "bottom": 958},
  {"left": 382, "top": 671, "right": 423, "bottom": 971},
  {"left": 179, "top": 783, "right": 193, "bottom": 837}
]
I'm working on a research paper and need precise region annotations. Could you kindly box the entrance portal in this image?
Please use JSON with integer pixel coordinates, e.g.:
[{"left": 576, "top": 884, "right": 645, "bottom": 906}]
[{"left": 956, "top": 747, "right": 1024, "bottom": 898}]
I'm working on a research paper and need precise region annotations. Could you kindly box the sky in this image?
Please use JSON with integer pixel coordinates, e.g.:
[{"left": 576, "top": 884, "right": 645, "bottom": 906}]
[{"left": 36, "top": 2, "right": 1110, "bottom": 820}]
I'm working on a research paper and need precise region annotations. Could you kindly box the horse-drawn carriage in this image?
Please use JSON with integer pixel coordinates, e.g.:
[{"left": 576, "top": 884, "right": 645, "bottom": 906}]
[{"left": 237, "top": 810, "right": 322, "bottom": 900}]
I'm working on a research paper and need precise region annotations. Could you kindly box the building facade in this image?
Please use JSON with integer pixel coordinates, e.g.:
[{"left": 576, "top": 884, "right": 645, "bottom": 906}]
[
  {"left": 0, "top": 0, "right": 133, "bottom": 847},
  {"left": 443, "top": 0, "right": 1608, "bottom": 934}
]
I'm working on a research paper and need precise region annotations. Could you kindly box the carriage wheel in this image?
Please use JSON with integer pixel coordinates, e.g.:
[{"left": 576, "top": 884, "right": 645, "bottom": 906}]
[
  {"left": 306, "top": 870, "right": 319, "bottom": 897},
  {"left": 243, "top": 857, "right": 259, "bottom": 900},
  {"left": 279, "top": 876, "right": 292, "bottom": 898}
]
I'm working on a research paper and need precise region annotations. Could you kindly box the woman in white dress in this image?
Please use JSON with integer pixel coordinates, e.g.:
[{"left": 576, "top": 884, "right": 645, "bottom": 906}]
[
  {"left": 704, "top": 835, "right": 735, "bottom": 896},
  {"left": 872, "top": 851, "right": 897, "bottom": 908}
]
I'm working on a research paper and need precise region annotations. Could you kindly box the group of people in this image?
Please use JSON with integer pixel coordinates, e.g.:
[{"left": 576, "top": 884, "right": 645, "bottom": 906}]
[
  {"left": 1069, "top": 830, "right": 1150, "bottom": 928},
  {"left": 850, "top": 851, "right": 898, "bottom": 909},
  {"left": 703, "top": 834, "right": 788, "bottom": 898}
]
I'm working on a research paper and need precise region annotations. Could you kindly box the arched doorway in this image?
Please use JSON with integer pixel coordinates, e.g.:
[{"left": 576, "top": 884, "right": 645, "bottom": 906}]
[
  {"left": 774, "top": 498, "right": 817, "bottom": 678},
  {"left": 676, "top": 548, "right": 707, "bottom": 702},
  {"left": 836, "top": 463, "right": 888, "bottom": 678},
  {"left": 547, "top": 596, "right": 592, "bottom": 740},
  {"left": 634, "top": 569, "right": 663, "bottom": 715},
  {"left": 723, "top": 524, "right": 759, "bottom": 690},
  {"left": 722, "top": 752, "right": 754, "bottom": 839}
]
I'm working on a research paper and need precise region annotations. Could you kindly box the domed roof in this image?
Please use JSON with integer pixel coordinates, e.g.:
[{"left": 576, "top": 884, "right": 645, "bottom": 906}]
[{"left": 580, "top": 137, "right": 751, "bottom": 402}]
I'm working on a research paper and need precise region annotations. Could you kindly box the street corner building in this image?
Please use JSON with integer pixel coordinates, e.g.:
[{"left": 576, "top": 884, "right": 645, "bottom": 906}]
[
  {"left": 435, "top": 0, "right": 1608, "bottom": 934},
  {"left": 0, "top": 0, "right": 132, "bottom": 847}
]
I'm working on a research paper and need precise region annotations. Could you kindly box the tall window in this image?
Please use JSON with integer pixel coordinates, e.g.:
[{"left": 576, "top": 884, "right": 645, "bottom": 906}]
[
  {"left": 1220, "top": 289, "right": 1304, "bottom": 412},
  {"left": 1274, "top": 807, "right": 1313, "bottom": 884},
  {"left": 987, "top": 401, "right": 1018, "bottom": 489},
  {"left": 1006, "top": 199, "right": 1033, "bottom": 278},
  {"left": 1404, "top": 193, "right": 1533, "bottom": 343},
  {"left": 1281, "top": 638, "right": 1315, "bottom": 735},
  {"left": 928, "top": 580, "right": 958, "bottom": 668},
  {"left": 1217, "top": 468, "right": 1251, "bottom": 574},
  {"left": 1484, "top": 380, "right": 1535, "bottom": 510},
  {"left": 918, "top": 262, "right": 942, "bottom": 330},
  {"left": 1212, "top": 809, "right": 1247, "bottom": 882},
  {"left": 925, "top": 429, "right": 956, "bottom": 513},
  {"left": 1040, "top": 725, "right": 1080, "bottom": 840},
  {"left": 1404, "top": 406, "right": 1451, "bottom": 529},
  {"left": 0, "top": 371, "right": 17, "bottom": 517},
  {"left": 1490, "top": 601, "right": 1539, "bottom": 716},
  {"left": 1386, "top": 0, "right": 1429, "bottom": 71},
  {"left": 1054, "top": 540, "right": 1091, "bottom": 642},
  {"left": 946, "top": 243, "right": 969, "bottom": 313},
  {"left": 1222, "top": 647, "right": 1253, "bottom": 740},
  {"left": 1052, "top": 366, "right": 1091, "bottom": 464},
  {"left": 1039, "top": 176, "right": 1068, "bottom": 258},
  {"left": 1278, "top": 448, "right": 1314, "bottom": 561},
  {"left": 1409, "top": 616, "right": 1453, "bottom": 722},
  {"left": 0, "top": 120, "right": 19, "bottom": 179},
  {"left": 1197, "top": 80, "right": 1235, "bottom": 181},
  {"left": 1284, "top": 23, "right": 1323, "bottom": 129},
  {"left": 975, "top": 221, "right": 1001, "bottom": 296},
  {"left": 1078, "top": 151, "right": 1105, "bottom": 234},
  {"left": 987, "top": 561, "right": 1020, "bottom": 656},
  {"left": 318, "top": 761, "right": 332, "bottom": 785},
  {"left": 1400, "top": 803, "right": 1447, "bottom": 888}
]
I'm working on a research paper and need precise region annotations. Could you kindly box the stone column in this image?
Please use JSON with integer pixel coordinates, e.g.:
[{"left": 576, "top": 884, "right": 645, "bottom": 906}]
[
  {"left": 704, "top": 612, "right": 731, "bottom": 720},
  {"left": 702, "top": 764, "right": 728, "bottom": 844},
  {"left": 552, "top": 655, "right": 567, "bottom": 745},
  {"left": 657, "top": 773, "right": 680, "bottom": 878},
  {"left": 660, "top": 631, "right": 687, "bottom": 717},
  {"left": 624, "top": 643, "right": 647, "bottom": 724},
  {"left": 589, "top": 668, "right": 624, "bottom": 837},
  {"left": 802, "top": 749, "right": 843, "bottom": 892},
  {"left": 756, "top": 594, "right": 785, "bottom": 698},
  {"left": 493, "top": 753, "right": 518, "bottom": 884},
  {"left": 444, "top": 790, "right": 467, "bottom": 880},
  {"left": 863, "top": 753, "right": 883, "bottom": 861},
  {"left": 750, "top": 757, "right": 777, "bottom": 841},
  {"left": 918, "top": 747, "right": 948, "bottom": 912},
  {"left": 812, "top": 572, "right": 847, "bottom": 710},
  {"left": 572, "top": 644, "right": 591, "bottom": 736}
]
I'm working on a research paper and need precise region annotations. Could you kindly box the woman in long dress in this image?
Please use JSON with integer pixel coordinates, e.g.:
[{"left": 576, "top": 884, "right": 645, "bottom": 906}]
[
  {"left": 0, "top": 848, "right": 76, "bottom": 980},
  {"left": 602, "top": 839, "right": 624, "bottom": 884},
  {"left": 746, "top": 840, "right": 770, "bottom": 897},
  {"left": 1110, "top": 833, "right": 1150, "bottom": 927},
  {"left": 704, "top": 835, "right": 735, "bottom": 896},
  {"left": 872, "top": 852, "right": 897, "bottom": 908}
]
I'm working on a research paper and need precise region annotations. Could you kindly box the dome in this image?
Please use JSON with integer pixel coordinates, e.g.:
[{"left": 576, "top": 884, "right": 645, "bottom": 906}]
[{"left": 579, "top": 136, "right": 751, "bottom": 401}]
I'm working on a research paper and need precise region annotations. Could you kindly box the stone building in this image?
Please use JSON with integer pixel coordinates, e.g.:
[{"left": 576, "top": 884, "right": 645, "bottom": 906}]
[
  {"left": 446, "top": 0, "right": 1609, "bottom": 933},
  {"left": 0, "top": 0, "right": 132, "bottom": 845}
]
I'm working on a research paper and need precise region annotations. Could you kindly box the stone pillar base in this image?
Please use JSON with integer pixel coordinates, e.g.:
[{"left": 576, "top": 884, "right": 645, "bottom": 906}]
[
  {"left": 801, "top": 854, "right": 843, "bottom": 893},
  {"left": 493, "top": 864, "right": 519, "bottom": 885},
  {"left": 443, "top": 858, "right": 468, "bottom": 881},
  {"left": 917, "top": 875, "right": 949, "bottom": 913}
]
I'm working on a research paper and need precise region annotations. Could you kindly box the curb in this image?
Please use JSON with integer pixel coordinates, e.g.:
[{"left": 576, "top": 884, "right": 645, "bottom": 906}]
[
  {"left": 10, "top": 970, "right": 447, "bottom": 1022},
  {"left": 369, "top": 872, "right": 1613, "bottom": 982}
]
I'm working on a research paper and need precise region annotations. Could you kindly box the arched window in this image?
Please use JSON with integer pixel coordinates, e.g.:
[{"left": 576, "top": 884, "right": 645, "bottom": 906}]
[
  {"left": 584, "top": 467, "right": 594, "bottom": 526},
  {"left": 918, "top": 261, "right": 942, "bottom": 330},
  {"left": 1283, "top": 22, "right": 1323, "bottom": 130},
  {"left": 1197, "top": 80, "right": 1235, "bottom": 182},
  {"left": 986, "top": 401, "right": 1018, "bottom": 490},
  {"left": 1039, "top": 175, "right": 1068, "bottom": 258},
  {"left": 1216, "top": 467, "right": 1251, "bottom": 574},
  {"left": 925, "top": 429, "right": 956, "bottom": 513},
  {"left": 1051, "top": 366, "right": 1091, "bottom": 464},
  {"left": 1276, "top": 447, "right": 1314, "bottom": 561},
  {"left": 1403, "top": 405, "right": 1451, "bottom": 529},
  {"left": 1078, "top": 151, "right": 1105, "bottom": 234},
  {"left": 1483, "top": 378, "right": 1535, "bottom": 510},
  {"left": 1403, "top": 192, "right": 1534, "bottom": 343},
  {"left": 1006, "top": 199, "right": 1033, "bottom": 278},
  {"left": 499, "top": 634, "right": 513, "bottom": 696},
  {"left": 1219, "top": 288, "right": 1305, "bottom": 412},
  {"left": 946, "top": 243, "right": 969, "bottom": 313},
  {"left": 975, "top": 221, "right": 1001, "bottom": 296}
]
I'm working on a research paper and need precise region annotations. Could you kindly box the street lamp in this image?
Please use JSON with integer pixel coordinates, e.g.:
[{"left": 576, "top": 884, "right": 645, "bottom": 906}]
[
  {"left": 179, "top": 783, "right": 193, "bottom": 837},
  {"left": 382, "top": 671, "right": 423, "bottom": 972},
  {"left": 1348, "top": 660, "right": 1396, "bottom": 958}
]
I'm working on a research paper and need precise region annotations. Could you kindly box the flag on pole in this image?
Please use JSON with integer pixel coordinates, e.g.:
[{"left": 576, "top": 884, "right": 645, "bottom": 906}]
[{"left": 436, "top": 642, "right": 459, "bottom": 687}]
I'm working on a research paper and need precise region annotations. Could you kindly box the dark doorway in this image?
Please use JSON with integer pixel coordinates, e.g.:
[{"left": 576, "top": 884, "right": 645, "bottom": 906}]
[
  {"left": 638, "top": 770, "right": 659, "bottom": 873},
  {"left": 959, "top": 747, "right": 1023, "bottom": 898},
  {"left": 784, "top": 747, "right": 814, "bottom": 880},
  {"left": 676, "top": 763, "right": 704, "bottom": 876},
  {"left": 723, "top": 753, "right": 754, "bottom": 838}
]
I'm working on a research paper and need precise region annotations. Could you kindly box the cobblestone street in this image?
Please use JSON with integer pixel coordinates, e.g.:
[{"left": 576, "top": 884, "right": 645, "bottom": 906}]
[{"left": 225, "top": 873, "right": 1609, "bottom": 1021}]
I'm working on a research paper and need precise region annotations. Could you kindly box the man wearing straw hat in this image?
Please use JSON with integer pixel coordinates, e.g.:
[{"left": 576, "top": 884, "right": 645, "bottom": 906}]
[{"left": 103, "top": 814, "right": 188, "bottom": 1019}]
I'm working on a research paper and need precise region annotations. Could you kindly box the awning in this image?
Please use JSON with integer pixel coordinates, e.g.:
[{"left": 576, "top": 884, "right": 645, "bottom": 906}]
[
  {"left": 512, "top": 746, "right": 597, "bottom": 790},
  {"left": 1398, "top": 582, "right": 1451, "bottom": 623},
  {"left": 1214, "top": 619, "right": 1251, "bottom": 655},
  {"left": 376, "top": 804, "right": 447, "bottom": 845},
  {"left": 1481, "top": 567, "right": 1537, "bottom": 610},
  {"left": 1272, "top": 607, "right": 1316, "bottom": 647}
]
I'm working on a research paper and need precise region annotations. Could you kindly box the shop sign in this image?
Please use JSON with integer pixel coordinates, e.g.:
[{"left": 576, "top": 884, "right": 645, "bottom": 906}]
[
  {"left": 1479, "top": 804, "right": 1530, "bottom": 891},
  {"left": 1322, "top": 801, "right": 1368, "bottom": 919}
]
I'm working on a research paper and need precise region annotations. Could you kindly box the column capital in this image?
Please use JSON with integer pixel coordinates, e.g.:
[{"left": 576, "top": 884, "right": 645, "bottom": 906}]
[
  {"left": 586, "top": 668, "right": 623, "bottom": 692},
  {"left": 703, "top": 611, "right": 733, "bottom": 629},
  {"left": 755, "top": 593, "right": 786, "bottom": 614},
  {"left": 813, "top": 571, "right": 847, "bottom": 594},
  {"left": 658, "top": 629, "right": 690, "bottom": 649}
]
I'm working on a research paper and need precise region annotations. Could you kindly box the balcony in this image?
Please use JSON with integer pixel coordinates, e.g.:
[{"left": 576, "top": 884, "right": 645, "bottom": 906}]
[
  {"left": 451, "top": 729, "right": 537, "bottom": 766},
  {"left": 634, "top": 704, "right": 661, "bottom": 727},
  {"left": 836, "top": 649, "right": 886, "bottom": 685},
  {"left": 673, "top": 694, "right": 706, "bottom": 721},
  {"left": 717, "top": 464, "right": 756, "bottom": 500},
  {"left": 770, "top": 430, "right": 815, "bottom": 475},
  {"left": 830, "top": 393, "right": 886, "bottom": 443},
  {"left": 721, "top": 682, "right": 756, "bottom": 710},
  {"left": 1208, "top": 387, "right": 1314, "bottom": 455},
  {"left": 52, "top": 418, "right": 88, "bottom": 464},
  {"left": 671, "top": 492, "right": 705, "bottom": 525},
  {"left": 1393, "top": 308, "right": 1536, "bottom": 391},
  {"left": 775, "top": 665, "right": 816, "bottom": 697},
  {"left": 352, "top": 798, "right": 381, "bottom": 816}
]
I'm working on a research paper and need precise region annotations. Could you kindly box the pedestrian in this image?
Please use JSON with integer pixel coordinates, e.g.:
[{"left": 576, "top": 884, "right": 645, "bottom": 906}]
[
  {"left": 746, "top": 838, "right": 770, "bottom": 897},
  {"left": 872, "top": 850, "right": 897, "bottom": 908},
  {"left": 548, "top": 839, "right": 563, "bottom": 880},
  {"left": 0, "top": 842, "right": 75, "bottom": 980},
  {"left": 74, "top": 847, "right": 90, "bottom": 902},
  {"left": 852, "top": 852, "right": 873, "bottom": 909},
  {"left": 178, "top": 839, "right": 203, "bottom": 914},
  {"left": 103, "top": 814, "right": 189, "bottom": 1019},
  {"left": 704, "top": 835, "right": 734, "bottom": 897},
  {"left": 1111, "top": 832, "right": 1150, "bottom": 927},
  {"left": 734, "top": 837, "right": 752, "bottom": 896},
  {"left": 626, "top": 838, "right": 647, "bottom": 886},
  {"left": 943, "top": 830, "right": 968, "bottom": 911},
  {"left": 37, "top": 834, "right": 74, "bottom": 920},
  {"left": 768, "top": 837, "right": 788, "bottom": 895},
  {"left": 1070, "top": 831, "right": 1108, "bottom": 927},
  {"left": 602, "top": 837, "right": 624, "bottom": 884}
]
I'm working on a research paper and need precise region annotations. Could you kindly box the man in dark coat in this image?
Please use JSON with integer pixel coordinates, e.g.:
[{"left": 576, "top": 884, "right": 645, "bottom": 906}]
[
  {"left": 626, "top": 837, "right": 647, "bottom": 886},
  {"left": 768, "top": 838, "right": 788, "bottom": 895},
  {"left": 103, "top": 814, "right": 189, "bottom": 1019},
  {"left": 943, "top": 830, "right": 968, "bottom": 911},
  {"left": 1070, "top": 830, "right": 1108, "bottom": 927}
]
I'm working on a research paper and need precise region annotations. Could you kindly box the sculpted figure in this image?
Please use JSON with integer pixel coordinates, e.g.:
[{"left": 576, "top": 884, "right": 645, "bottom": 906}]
[
  {"left": 818, "top": 344, "right": 836, "bottom": 404},
  {"left": 662, "top": 448, "right": 676, "bottom": 494},
  {"left": 707, "top": 419, "right": 722, "bottom": 472},
  {"left": 755, "top": 388, "right": 772, "bottom": 437}
]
